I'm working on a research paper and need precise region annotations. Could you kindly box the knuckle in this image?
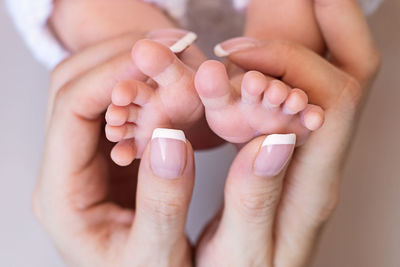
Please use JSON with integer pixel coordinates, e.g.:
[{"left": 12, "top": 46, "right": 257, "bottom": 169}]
[
  {"left": 50, "top": 63, "right": 63, "bottom": 83},
  {"left": 53, "top": 84, "right": 71, "bottom": 110},
  {"left": 345, "top": 75, "right": 363, "bottom": 107},
  {"left": 50, "top": 61, "right": 67, "bottom": 88},
  {"left": 303, "top": 188, "right": 339, "bottom": 225},
  {"left": 49, "top": 58, "right": 75, "bottom": 95},
  {"left": 236, "top": 186, "right": 281, "bottom": 224},
  {"left": 281, "top": 40, "right": 305, "bottom": 56},
  {"left": 287, "top": 188, "right": 339, "bottom": 228},
  {"left": 363, "top": 48, "right": 382, "bottom": 78},
  {"left": 143, "top": 194, "right": 186, "bottom": 221},
  {"left": 278, "top": 40, "right": 297, "bottom": 57},
  {"left": 268, "top": 39, "right": 298, "bottom": 61},
  {"left": 337, "top": 74, "right": 363, "bottom": 110},
  {"left": 315, "top": 192, "right": 339, "bottom": 224},
  {"left": 371, "top": 48, "right": 383, "bottom": 68},
  {"left": 354, "top": 47, "right": 382, "bottom": 84}
]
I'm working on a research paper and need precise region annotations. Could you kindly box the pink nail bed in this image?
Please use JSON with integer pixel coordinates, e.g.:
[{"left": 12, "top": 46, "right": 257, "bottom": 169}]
[
  {"left": 150, "top": 128, "right": 187, "bottom": 179},
  {"left": 253, "top": 134, "right": 296, "bottom": 177},
  {"left": 214, "top": 37, "right": 259, "bottom": 57}
]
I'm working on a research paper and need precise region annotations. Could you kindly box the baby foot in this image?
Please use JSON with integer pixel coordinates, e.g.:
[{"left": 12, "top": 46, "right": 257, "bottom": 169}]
[
  {"left": 105, "top": 35, "right": 204, "bottom": 166},
  {"left": 194, "top": 60, "right": 324, "bottom": 145}
]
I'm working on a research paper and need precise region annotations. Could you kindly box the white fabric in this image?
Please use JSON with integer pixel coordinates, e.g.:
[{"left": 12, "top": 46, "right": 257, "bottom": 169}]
[
  {"left": 233, "top": 0, "right": 249, "bottom": 10},
  {"left": 145, "top": 0, "right": 188, "bottom": 19},
  {"left": 233, "top": 0, "right": 384, "bottom": 15},
  {"left": 5, "top": 0, "right": 383, "bottom": 69},
  {"left": 4, "top": 0, "right": 70, "bottom": 69}
]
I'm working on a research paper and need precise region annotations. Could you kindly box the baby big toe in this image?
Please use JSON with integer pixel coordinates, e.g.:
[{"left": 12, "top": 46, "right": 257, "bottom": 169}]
[
  {"left": 195, "top": 60, "right": 232, "bottom": 110},
  {"left": 132, "top": 39, "right": 191, "bottom": 87}
]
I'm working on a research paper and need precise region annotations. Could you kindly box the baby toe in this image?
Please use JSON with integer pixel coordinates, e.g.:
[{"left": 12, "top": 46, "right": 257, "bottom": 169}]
[
  {"left": 301, "top": 104, "right": 325, "bottom": 131},
  {"left": 105, "top": 123, "right": 136, "bottom": 143},
  {"left": 282, "top": 88, "right": 308, "bottom": 115},
  {"left": 112, "top": 80, "right": 153, "bottom": 107},
  {"left": 106, "top": 104, "right": 129, "bottom": 126},
  {"left": 241, "top": 71, "right": 268, "bottom": 104},
  {"left": 126, "top": 104, "right": 139, "bottom": 123},
  {"left": 195, "top": 60, "right": 233, "bottom": 110},
  {"left": 111, "top": 139, "right": 137, "bottom": 166},
  {"left": 112, "top": 81, "right": 135, "bottom": 106},
  {"left": 262, "top": 80, "right": 289, "bottom": 109}
]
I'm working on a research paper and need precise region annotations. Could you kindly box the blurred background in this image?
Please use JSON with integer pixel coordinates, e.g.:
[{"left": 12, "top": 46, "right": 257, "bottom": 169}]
[{"left": 0, "top": 1, "right": 399, "bottom": 266}]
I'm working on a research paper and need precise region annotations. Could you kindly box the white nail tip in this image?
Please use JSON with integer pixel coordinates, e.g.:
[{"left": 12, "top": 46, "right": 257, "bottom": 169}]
[
  {"left": 170, "top": 32, "right": 198, "bottom": 53},
  {"left": 262, "top": 134, "right": 296, "bottom": 147},
  {"left": 214, "top": 44, "right": 230, "bottom": 57},
  {"left": 152, "top": 128, "right": 186, "bottom": 142}
]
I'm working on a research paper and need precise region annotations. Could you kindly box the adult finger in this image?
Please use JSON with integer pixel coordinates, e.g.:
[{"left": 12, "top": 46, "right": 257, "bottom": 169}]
[
  {"left": 42, "top": 31, "right": 197, "bottom": 200},
  {"left": 50, "top": 32, "right": 145, "bottom": 91},
  {"left": 128, "top": 128, "right": 194, "bottom": 264},
  {"left": 218, "top": 38, "right": 363, "bottom": 266},
  {"left": 220, "top": 39, "right": 355, "bottom": 108},
  {"left": 214, "top": 134, "right": 296, "bottom": 264},
  {"left": 43, "top": 51, "right": 145, "bottom": 188},
  {"left": 35, "top": 50, "right": 145, "bottom": 232},
  {"left": 47, "top": 29, "right": 194, "bottom": 124},
  {"left": 314, "top": 0, "right": 381, "bottom": 82},
  {"left": 51, "top": 28, "right": 197, "bottom": 90},
  {"left": 46, "top": 34, "right": 147, "bottom": 127}
]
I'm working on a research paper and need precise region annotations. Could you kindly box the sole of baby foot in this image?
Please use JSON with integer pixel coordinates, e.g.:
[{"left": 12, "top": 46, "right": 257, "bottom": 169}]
[
  {"left": 132, "top": 39, "right": 203, "bottom": 126},
  {"left": 105, "top": 39, "right": 204, "bottom": 166},
  {"left": 194, "top": 60, "right": 324, "bottom": 145}
]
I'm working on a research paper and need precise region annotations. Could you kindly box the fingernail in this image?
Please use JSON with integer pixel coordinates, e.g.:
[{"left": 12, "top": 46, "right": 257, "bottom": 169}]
[
  {"left": 169, "top": 31, "right": 197, "bottom": 53},
  {"left": 253, "top": 134, "right": 296, "bottom": 177},
  {"left": 147, "top": 29, "right": 197, "bottom": 53},
  {"left": 151, "top": 128, "right": 187, "bottom": 179},
  {"left": 214, "top": 37, "right": 259, "bottom": 57}
]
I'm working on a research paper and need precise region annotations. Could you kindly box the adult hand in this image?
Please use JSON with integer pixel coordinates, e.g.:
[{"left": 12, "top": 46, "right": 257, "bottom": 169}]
[
  {"left": 196, "top": 0, "right": 381, "bottom": 266},
  {"left": 34, "top": 39, "right": 196, "bottom": 266}
]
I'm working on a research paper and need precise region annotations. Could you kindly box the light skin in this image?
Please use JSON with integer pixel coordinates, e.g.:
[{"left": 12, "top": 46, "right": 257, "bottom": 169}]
[
  {"left": 51, "top": 0, "right": 327, "bottom": 166},
  {"left": 105, "top": 35, "right": 325, "bottom": 165},
  {"left": 105, "top": 34, "right": 206, "bottom": 162},
  {"left": 244, "top": 0, "right": 326, "bottom": 54},
  {"left": 50, "top": 0, "right": 224, "bottom": 156},
  {"left": 37, "top": 44, "right": 194, "bottom": 266},
  {"left": 35, "top": 0, "right": 380, "bottom": 266},
  {"left": 194, "top": 57, "right": 325, "bottom": 145},
  {"left": 193, "top": 0, "right": 328, "bottom": 146}
]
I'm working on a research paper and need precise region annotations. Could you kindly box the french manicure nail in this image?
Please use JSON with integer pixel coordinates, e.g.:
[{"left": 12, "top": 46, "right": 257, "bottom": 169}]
[
  {"left": 147, "top": 29, "right": 198, "bottom": 53},
  {"left": 253, "top": 134, "right": 296, "bottom": 177},
  {"left": 214, "top": 37, "right": 259, "bottom": 57},
  {"left": 151, "top": 128, "right": 187, "bottom": 179},
  {"left": 169, "top": 31, "right": 197, "bottom": 53}
]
